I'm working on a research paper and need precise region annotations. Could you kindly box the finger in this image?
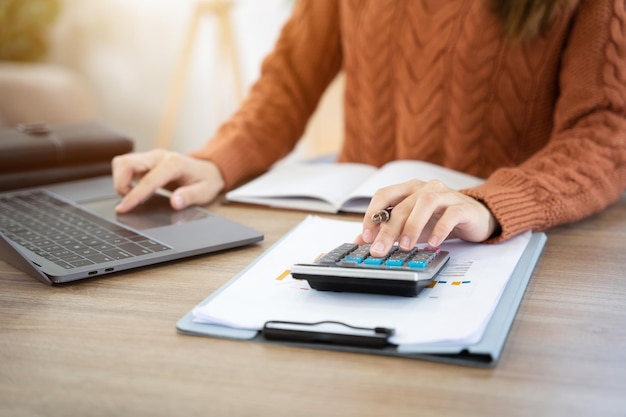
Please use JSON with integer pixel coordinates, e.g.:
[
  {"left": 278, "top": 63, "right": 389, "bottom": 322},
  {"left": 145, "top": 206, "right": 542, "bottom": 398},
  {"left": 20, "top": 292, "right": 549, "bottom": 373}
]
[
  {"left": 169, "top": 180, "right": 218, "bottom": 210},
  {"left": 427, "top": 205, "right": 465, "bottom": 247},
  {"left": 111, "top": 154, "right": 142, "bottom": 196},
  {"left": 396, "top": 190, "right": 444, "bottom": 250},
  {"left": 112, "top": 150, "right": 165, "bottom": 196},
  {"left": 427, "top": 196, "right": 497, "bottom": 245},
  {"left": 115, "top": 152, "right": 183, "bottom": 213},
  {"left": 368, "top": 204, "right": 411, "bottom": 256},
  {"left": 354, "top": 232, "right": 367, "bottom": 246},
  {"left": 369, "top": 196, "right": 439, "bottom": 257},
  {"left": 362, "top": 180, "right": 425, "bottom": 244},
  {"left": 371, "top": 180, "right": 451, "bottom": 255}
]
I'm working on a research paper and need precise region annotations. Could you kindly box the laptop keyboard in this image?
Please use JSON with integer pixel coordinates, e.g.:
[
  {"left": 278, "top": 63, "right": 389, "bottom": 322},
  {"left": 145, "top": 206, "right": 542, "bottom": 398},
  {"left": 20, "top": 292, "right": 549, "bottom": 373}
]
[{"left": 0, "top": 190, "right": 171, "bottom": 270}]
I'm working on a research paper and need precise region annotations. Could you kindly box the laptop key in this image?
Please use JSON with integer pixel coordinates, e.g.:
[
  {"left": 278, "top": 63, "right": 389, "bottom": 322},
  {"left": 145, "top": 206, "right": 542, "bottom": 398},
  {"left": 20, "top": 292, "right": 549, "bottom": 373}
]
[
  {"left": 85, "top": 254, "right": 115, "bottom": 264},
  {"left": 54, "top": 260, "right": 74, "bottom": 269},
  {"left": 70, "top": 259, "right": 95, "bottom": 267},
  {"left": 118, "top": 242, "right": 153, "bottom": 256},
  {"left": 138, "top": 240, "right": 171, "bottom": 252},
  {"left": 102, "top": 249, "right": 134, "bottom": 260}
]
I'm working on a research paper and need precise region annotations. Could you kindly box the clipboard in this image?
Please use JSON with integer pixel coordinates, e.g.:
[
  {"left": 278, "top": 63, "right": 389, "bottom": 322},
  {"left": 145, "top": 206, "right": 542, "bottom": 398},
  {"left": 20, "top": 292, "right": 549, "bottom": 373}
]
[{"left": 177, "top": 222, "right": 546, "bottom": 368}]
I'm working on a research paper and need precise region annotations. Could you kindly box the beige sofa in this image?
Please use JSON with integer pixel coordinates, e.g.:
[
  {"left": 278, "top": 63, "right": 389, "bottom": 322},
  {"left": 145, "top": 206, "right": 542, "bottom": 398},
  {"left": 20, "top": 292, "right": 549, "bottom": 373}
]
[{"left": 0, "top": 61, "right": 97, "bottom": 127}]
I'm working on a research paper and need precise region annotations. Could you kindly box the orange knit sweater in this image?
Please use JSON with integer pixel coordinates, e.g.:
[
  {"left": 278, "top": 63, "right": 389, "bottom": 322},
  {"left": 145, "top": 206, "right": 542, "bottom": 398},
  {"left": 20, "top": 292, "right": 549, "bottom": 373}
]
[{"left": 191, "top": 0, "right": 626, "bottom": 241}]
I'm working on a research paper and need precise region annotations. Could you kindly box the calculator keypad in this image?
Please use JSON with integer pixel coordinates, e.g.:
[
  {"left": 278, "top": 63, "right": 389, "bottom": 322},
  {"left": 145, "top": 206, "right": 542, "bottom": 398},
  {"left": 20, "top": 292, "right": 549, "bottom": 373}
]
[
  {"left": 315, "top": 243, "right": 441, "bottom": 271},
  {"left": 292, "top": 243, "right": 450, "bottom": 296}
]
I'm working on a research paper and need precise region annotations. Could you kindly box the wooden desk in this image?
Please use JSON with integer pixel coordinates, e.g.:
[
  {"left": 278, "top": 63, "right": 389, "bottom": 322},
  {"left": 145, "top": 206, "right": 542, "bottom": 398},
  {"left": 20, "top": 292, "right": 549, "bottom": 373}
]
[{"left": 1, "top": 195, "right": 625, "bottom": 417}]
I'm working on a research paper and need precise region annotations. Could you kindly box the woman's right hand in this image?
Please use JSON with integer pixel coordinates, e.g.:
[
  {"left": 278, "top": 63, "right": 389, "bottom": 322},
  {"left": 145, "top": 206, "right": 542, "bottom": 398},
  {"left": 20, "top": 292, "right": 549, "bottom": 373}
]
[{"left": 112, "top": 149, "right": 225, "bottom": 213}]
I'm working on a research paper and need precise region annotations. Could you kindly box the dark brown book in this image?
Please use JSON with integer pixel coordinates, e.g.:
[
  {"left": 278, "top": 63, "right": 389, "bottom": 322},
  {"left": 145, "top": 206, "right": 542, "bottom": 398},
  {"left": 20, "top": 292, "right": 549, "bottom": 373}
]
[{"left": 0, "top": 122, "right": 134, "bottom": 191}]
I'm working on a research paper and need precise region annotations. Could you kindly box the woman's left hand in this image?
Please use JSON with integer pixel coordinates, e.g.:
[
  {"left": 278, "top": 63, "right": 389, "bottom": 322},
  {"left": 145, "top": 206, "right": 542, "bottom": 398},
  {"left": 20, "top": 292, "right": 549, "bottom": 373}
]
[{"left": 358, "top": 179, "right": 499, "bottom": 257}]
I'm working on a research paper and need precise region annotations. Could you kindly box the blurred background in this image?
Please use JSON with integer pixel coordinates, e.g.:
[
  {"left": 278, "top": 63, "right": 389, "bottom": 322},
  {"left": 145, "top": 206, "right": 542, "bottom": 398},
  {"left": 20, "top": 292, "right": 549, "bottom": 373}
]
[{"left": 0, "top": 0, "right": 343, "bottom": 158}]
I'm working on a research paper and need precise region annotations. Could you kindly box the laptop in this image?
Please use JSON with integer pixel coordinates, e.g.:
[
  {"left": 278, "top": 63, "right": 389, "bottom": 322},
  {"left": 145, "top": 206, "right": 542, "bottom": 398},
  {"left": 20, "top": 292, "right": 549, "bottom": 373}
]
[{"left": 0, "top": 176, "right": 263, "bottom": 285}]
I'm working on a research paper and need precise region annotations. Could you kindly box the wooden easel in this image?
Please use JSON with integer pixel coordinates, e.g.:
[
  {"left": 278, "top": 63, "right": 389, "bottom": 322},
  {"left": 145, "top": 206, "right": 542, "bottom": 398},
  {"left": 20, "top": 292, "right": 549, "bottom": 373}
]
[{"left": 154, "top": 0, "right": 243, "bottom": 149}]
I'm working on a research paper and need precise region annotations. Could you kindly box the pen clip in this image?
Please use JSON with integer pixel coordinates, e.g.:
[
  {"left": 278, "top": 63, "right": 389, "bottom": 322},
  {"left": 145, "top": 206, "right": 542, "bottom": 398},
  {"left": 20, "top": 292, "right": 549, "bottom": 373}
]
[{"left": 262, "top": 320, "right": 394, "bottom": 348}]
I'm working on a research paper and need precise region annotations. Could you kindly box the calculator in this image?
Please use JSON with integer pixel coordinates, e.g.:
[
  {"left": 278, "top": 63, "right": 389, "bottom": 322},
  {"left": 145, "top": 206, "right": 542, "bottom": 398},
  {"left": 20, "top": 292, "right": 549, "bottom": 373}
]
[{"left": 291, "top": 243, "right": 450, "bottom": 297}]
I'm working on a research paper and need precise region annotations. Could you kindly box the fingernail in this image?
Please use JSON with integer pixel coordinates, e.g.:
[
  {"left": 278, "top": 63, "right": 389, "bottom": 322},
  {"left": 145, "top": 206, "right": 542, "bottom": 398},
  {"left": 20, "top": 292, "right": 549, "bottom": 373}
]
[
  {"left": 399, "top": 236, "right": 410, "bottom": 250},
  {"left": 362, "top": 229, "right": 373, "bottom": 243},
  {"left": 428, "top": 235, "right": 441, "bottom": 247},
  {"left": 115, "top": 200, "right": 126, "bottom": 213},
  {"left": 172, "top": 194, "right": 184, "bottom": 210},
  {"left": 372, "top": 241, "right": 385, "bottom": 254}
]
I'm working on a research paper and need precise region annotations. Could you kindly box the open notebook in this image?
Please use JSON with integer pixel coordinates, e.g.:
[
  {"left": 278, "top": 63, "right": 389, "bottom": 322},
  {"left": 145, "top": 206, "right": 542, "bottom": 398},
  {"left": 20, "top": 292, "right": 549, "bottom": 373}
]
[{"left": 225, "top": 160, "right": 484, "bottom": 213}]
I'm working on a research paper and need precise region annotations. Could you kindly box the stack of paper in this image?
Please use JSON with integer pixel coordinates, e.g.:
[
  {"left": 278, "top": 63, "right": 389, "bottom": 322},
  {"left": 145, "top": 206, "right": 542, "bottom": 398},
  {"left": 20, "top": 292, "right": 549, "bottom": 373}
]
[{"left": 192, "top": 216, "right": 531, "bottom": 346}]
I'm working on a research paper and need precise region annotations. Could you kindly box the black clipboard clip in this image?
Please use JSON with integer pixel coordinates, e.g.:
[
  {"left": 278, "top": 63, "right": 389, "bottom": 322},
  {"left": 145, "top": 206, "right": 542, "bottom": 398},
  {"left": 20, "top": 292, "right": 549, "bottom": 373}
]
[{"left": 262, "top": 320, "right": 395, "bottom": 348}]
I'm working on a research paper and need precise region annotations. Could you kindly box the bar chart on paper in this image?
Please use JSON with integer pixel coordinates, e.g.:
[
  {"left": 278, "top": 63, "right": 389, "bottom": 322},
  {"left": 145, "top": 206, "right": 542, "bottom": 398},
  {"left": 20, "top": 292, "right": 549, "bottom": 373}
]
[{"left": 422, "top": 259, "right": 475, "bottom": 298}]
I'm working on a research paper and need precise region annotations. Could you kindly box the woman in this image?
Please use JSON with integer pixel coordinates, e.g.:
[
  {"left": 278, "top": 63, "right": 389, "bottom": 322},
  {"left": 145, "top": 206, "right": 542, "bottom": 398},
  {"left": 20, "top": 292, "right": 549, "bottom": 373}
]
[{"left": 113, "top": 0, "right": 626, "bottom": 257}]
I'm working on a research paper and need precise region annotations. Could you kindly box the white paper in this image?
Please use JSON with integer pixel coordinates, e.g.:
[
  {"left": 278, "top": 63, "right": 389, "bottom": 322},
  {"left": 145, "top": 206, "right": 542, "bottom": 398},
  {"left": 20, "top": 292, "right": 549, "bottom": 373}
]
[{"left": 193, "top": 216, "right": 530, "bottom": 346}]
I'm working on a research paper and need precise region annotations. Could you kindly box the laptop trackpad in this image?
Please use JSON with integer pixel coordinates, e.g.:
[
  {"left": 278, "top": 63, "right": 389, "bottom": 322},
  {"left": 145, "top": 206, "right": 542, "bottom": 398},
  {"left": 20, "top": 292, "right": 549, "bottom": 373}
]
[{"left": 82, "top": 194, "right": 210, "bottom": 231}]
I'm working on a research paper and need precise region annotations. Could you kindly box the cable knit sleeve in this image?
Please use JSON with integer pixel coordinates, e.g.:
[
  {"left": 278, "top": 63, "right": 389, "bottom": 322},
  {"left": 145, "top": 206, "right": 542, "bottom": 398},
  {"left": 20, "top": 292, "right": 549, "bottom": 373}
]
[
  {"left": 189, "top": 0, "right": 342, "bottom": 190},
  {"left": 464, "top": 0, "right": 626, "bottom": 241}
]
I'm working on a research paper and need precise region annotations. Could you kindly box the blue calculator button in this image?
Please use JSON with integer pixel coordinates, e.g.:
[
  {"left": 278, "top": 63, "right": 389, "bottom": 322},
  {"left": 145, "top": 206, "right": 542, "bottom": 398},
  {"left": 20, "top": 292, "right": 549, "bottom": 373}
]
[
  {"left": 364, "top": 257, "right": 384, "bottom": 265},
  {"left": 408, "top": 260, "right": 428, "bottom": 269},
  {"left": 385, "top": 259, "right": 405, "bottom": 267},
  {"left": 312, "top": 243, "right": 445, "bottom": 273},
  {"left": 345, "top": 255, "right": 365, "bottom": 263}
]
